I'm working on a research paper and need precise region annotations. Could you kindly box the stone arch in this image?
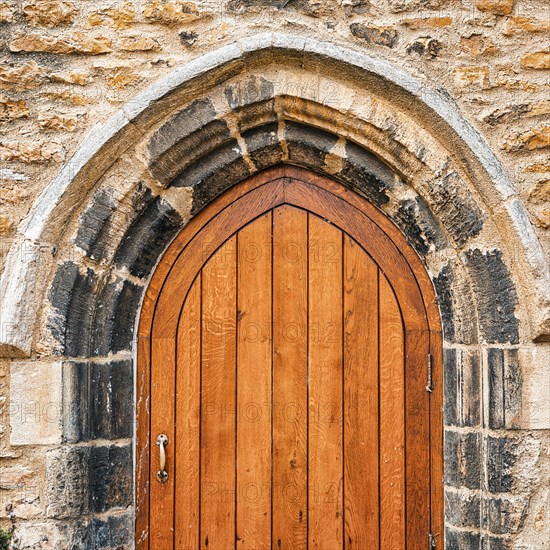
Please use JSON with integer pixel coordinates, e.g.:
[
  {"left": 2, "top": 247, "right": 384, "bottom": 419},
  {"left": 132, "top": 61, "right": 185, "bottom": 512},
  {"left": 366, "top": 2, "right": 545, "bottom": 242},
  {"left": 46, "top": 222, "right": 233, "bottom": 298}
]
[{"left": 1, "top": 33, "right": 548, "bottom": 547}]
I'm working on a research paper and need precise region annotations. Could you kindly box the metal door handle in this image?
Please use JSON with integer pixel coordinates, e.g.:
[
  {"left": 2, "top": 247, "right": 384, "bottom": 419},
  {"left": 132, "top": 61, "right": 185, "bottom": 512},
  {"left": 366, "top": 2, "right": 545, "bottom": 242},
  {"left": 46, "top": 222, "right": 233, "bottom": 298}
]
[{"left": 156, "top": 434, "right": 168, "bottom": 483}]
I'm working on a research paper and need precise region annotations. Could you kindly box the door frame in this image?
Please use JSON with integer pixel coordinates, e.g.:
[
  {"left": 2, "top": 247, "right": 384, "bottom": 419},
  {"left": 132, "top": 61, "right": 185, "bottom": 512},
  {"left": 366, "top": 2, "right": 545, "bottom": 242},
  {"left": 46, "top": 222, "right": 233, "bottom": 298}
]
[{"left": 135, "top": 165, "right": 443, "bottom": 548}]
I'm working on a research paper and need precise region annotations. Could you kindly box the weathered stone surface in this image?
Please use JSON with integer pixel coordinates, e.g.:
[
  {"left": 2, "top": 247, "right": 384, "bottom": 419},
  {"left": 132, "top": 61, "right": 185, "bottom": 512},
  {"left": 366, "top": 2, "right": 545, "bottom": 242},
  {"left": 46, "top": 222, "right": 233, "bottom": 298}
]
[
  {"left": 445, "top": 528, "right": 480, "bottom": 550},
  {"left": 242, "top": 122, "right": 284, "bottom": 169},
  {"left": 518, "top": 348, "right": 550, "bottom": 429},
  {"left": 48, "top": 70, "right": 91, "bottom": 86},
  {"left": 464, "top": 249, "right": 519, "bottom": 344},
  {"left": 225, "top": 76, "right": 274, "bottom": 109},
  {"left": 62, "top": 362, "right": 89, "bottom": 443},
  {"left": 445, "top": 430, "right": 481, "bottom": 489},
  {"left": 406, "top": 36, "right": 442, "bottom": 58},
  {"left": 90, "top": 361, "right": 133, "bottom": 440},
  {"left": 284, "top": 120, "right": 339, "bottom": 170},
  {"left": 0, "top": 61, "right": 43, "bottom": 90},
  {"left": 87, "top": 3, "right": 135, "bottom": 29},
  {"left": 10, "top": 361, "right": 63, "bottom": 445},
  {"left": 503, "top": 17, "right": 550, "bottom": 35},
  {"left": 445, "top": 490, "right": 480, "bottom": 528},
  {"left": 89, "top": 444, "right": 132, "bottom": 513},
  {"left": 143, "top": 0, "right": 208, "bottom": 25},
  {"left": 46, "top": 446, "right": 90, "bottom": 518},
  {"left": 394, "top": 196, "right": 445, "bottom": 255},
  {"left": 486, "top": 349, "right": 521, "bottom": 429},
  {"left": 92, "top": 277, "right": 143, "bottom": 356},
  {"left": 460, "top": 34, "right": 497, "bottom": 56},
  {"left": 90, "top": 512, "right": 132, "bottom": 549},
  {"left": 503, "top": 127, "right": 550, "bottom": 152},
  {"left": 38, "top": 112, "right": 81, "bottom": 132},
  {"left": 484, "top": 495, "right": 529, "bottom": 534},
  {"left": 520, "top": 51, "right": 550, "bottom": 70},
  {"left": 10, "top": 32, "right": 112, "bottom": 55},
  {"left": 402, "top": 16, "right": 452, "bottom": 29},
  {"left": 0, "top": 140, "right": 64, "bottom": 163},
  {"left": 113, "top": 197, "right": 183, "bottom": 279},
  {"left": 389, "top": 0, "right": 449, "bottom": 12},
  {"left": 444, "top": 349, "right": 481, "bottom": 427},
  {"left": 179, "top": 30, "right": 198, "bottom": 46},
  {"left": 48, "top": 262, "right": 99, "bottom": 357},
  {"left": 119, "top": 35, "right": 161, "bottom": 51},
  {"left": 350, "top": 23, "right": 398, "bottom": 48},
  {"left": 452, "top": 66, "right": 491, "bottom": 89},
  {"left": 476, "top": 0, "right": 513, "bottom": 16},
  {"left": 23, "top": 0, "right": 77, "bottom": 27},
  {"left": 0, "top": 96, "right": 29, "bottom": 123},
  {"left": 482, "top": 102, "right": 550, "bottom": 126},
  {"left": 0, "top": 1, "right": 15, "bottom": 23}
]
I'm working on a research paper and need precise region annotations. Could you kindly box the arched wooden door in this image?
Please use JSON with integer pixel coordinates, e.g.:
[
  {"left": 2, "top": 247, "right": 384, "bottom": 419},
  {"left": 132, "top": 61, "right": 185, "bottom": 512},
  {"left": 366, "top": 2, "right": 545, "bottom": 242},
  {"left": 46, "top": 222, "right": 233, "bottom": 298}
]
[{"left": 136, "top": 167, "right": 443, "bottom": 550}]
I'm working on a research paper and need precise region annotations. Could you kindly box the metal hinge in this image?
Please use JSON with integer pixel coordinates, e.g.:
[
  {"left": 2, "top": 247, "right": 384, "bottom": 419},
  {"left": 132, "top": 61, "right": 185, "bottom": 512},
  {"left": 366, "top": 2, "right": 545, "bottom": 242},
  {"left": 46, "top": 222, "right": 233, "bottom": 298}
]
[
  {"left": 428, "top": 532, "right": 436, "bottom": 549},
  {"left": 426, "top": 353, "right": 433, "bottom": 393}
]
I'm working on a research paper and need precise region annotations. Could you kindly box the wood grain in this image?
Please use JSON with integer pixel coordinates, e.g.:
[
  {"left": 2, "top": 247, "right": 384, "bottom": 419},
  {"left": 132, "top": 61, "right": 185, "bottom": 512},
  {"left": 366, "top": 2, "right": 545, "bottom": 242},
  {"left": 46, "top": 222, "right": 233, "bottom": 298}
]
[
  {"left": 236, "top": 213, "right": 272, "bottom": 549},
  {"left": 174, "top": 279, "right": 201, "bottom": 548},
  {"left": 343, "top": 236, "right": 379, "bottom": 549},
  {"left": 272, "top": 206, "right": 308, "bottom": 550},
  {"left": 200, "top": 237, "right": 237, "bottom": 550},
  {"left": 379, "top": 273, "right": 405, "bottom": 549},
  {"left": 308, "top": 214, "right": 343, "bottom": 550}
]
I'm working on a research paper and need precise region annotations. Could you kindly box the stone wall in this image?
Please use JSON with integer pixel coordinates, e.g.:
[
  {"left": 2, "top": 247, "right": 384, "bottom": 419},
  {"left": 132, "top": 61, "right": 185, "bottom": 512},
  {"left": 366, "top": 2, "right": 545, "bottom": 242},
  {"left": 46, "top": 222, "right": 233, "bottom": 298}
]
[{"left": 0, "top": 1, "right": 549, "bottom": 549}]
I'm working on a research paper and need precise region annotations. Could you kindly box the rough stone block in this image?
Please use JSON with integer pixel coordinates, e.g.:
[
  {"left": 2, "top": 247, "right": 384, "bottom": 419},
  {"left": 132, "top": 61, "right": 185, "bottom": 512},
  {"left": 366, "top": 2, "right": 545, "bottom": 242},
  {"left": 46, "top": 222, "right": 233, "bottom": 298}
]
[
  {"left": 242, "top": 122, "right": 284, "bottom": 170},
  {"left": 445, "top": 489, "right": 480, "bottom": 528},
  {"left": 46, "top": 445, "right": 90, "bottom": 518},
  {"left": 90, "top": 360, "right": 133, "bottom": 440},
  {"left": 114, "top": 197, "right": 183, "bottom": 279},
  {"left": 62, "top": 361, "right": 90, "bottom": 443},
  {"left": 350, "top": 23, "right": 398, "bottom": 48},
  {"left": 444, "top": 348, "right": 481, "bottom": 427},
  {"left": 338, "top": 140, "right": 393, "bottom": 207},
  {"left": 445, "top": 527, "right": 480, "bottom": 550},
  {"left": 518, "top": 347, "right": 550, "bottom": 429},
  {"left": 10, "top": 361, "right": 62, "bottom": 445},
  {"left": 48, "top": 262, "right": 99, "bottom": 357},
  {"left": 92, "top": 275, "right": 143, "bottom": 356},
  {"left": 89, "top": 512, "right": 132, "bottom": 549},
  {"left": 464, "top": 249, "right": 519, "bottom": 344},
  {"left": 444, "top": 430, "right": 481, "bottom": 489},
  {"left": 486, "top": 349, "right": 521, "bottom": 429},
  {"left": 483, "top": 495, "right": 529, "bottom": 535},
  {"left": 225, "top": 75, "right": 274, "bottom": 109},
  {"left": 89, "top": 444, "right": 132, "bottom": 513}
]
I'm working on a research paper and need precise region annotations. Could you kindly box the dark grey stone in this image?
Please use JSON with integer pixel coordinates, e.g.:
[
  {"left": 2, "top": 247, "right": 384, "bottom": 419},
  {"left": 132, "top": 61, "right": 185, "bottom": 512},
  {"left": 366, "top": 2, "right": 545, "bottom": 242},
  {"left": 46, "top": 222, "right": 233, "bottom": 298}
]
[
  {"left": 92, "top": 275, "right": 143, "bottom": 356},
  {"left": 464, "top": 249, "right": 519, "bottom": 344},
  {"left": 483, "top": 495, "right": 528, "bottom": 535},
  {"left": 89, "top": 444, "right": 132, "bottom": 513},
  {"left": 89, "top": 512, "right": 132, "bottom": 549},
  {"left": 480, "top": 534, "right": 512, "bottom": 550},
  {"left": 113, "top": 197, "right": 183, "bottom": 279},
  {"left": 284, "top": 120, "right": 339, "bottom": 170},
  {"left": 445, "top": 527, "right": 480, "bottom": 550},
  {"left": 444, "top": 349, "right": 481, "bottom": 427},
  {"left": 62, "top": 361, "right": 90, "bottom": 443},
  {"left": 91, "top": 360, "right": 133, "bottom": 441},
  {"left": 445, "top": 490, "right": 480, "bottom": 528},
  {"left": 487, "top": 349, "right": 521, "bottom": 429},
  {"left": 46, "top": 446, "right": 91, "bottom": 518},
  {"left": 444, "top": 430, "right": 481, "bottom": 489},
  {"left": 350, "top": 22, "right": 398, "bottom": 48},
  {"left": 394, "top": 195, "right": 446, "bottom": 255},
  {"left": 49, "top": 262, "right": 99, "bottom": 357},
  {"left": 338, "top": 140, "right": 394, "bottom": 207},
  {"left": 242, "top": 122, "right": 284, "bottom": 170},
  {"left": 486, "top": 436, "right": 518, "bottom": 493},
  {"left": 434, "top": 264, "right": 455, "bottom": 342},
  {"left": 179, "top": 30, "right": 197, "bottom": 46}
]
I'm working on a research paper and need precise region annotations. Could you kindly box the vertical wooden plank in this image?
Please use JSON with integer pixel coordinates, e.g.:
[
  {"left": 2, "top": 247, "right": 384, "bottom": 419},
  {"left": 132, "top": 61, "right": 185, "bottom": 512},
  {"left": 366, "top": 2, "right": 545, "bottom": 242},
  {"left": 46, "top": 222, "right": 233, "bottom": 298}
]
[
  {"left": 272, "top": 206, "right": 308, "bottom": 550},
  {"left": 343, "top": 236, "right": 379, "bottom": 549},
  {"left": 308, "top": 214, "right": 343, "bottom": 550},
  {"left": 174, "top": 279, "right": 201, "bottom": 548},
  {"left": 405, "top": 329, "right": 431, "bottom": 549},
  {"left": 379, "top": 274, "right": 405, "bottom": 549},
  {"left": 150, "top": 336, "right": 176, "bottom": 550},
  {"left": 430, "top": 331, "right": 444, "bottom": 547},
  {"left": 236, "top": 213, "right": 272, "bottom": 549},
  {"left": 201, "top": 237, "right": 237, "bottom": 550}
]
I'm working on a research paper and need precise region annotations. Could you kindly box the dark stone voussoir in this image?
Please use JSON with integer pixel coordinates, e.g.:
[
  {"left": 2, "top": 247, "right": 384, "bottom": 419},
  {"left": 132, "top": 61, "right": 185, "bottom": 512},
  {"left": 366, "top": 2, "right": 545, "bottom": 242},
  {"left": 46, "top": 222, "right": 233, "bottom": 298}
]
[
  {"left": 242, "top": 122, "right": 284, "bottom": 170},
  {"left": 483, "top": 495, "right": 528, "bottom": 535},
  {"left": 92, "top": 274, "right": 143, "bottom": 356},
  {"left": 464, "top": 249, "right": 519, "bottom": 344},
  {"left": 445, "top": 527, "right": 480, "bottom": 550},
  {"left": 49, "top": 262, "right": 99, "bottom": 357},
  {"left": 486, "top": 435, "right": 520, "bottom": 493},
  {"left": 339, "top": 140, "right": 394, "bottom": 207},
  {"left": 62, "top": 361, "right": 90, "bottom": 443},
  {"left": 445, "top": 489, "right": 481, "bottom": 529},
  {"left": 114, "top": 196, "right": 183, "bottom": 279},
  {"left": 284, "top": 120, "right": 339, "bottom": 170},
  {"left": 225, "top": 75, "right": 275, "bottom": 109},
  {"left": 89, "top": 444, "right": 132, "bottom": 513},
  {"left": 444, "top": 430, "right": 481, "bottom": 489}
]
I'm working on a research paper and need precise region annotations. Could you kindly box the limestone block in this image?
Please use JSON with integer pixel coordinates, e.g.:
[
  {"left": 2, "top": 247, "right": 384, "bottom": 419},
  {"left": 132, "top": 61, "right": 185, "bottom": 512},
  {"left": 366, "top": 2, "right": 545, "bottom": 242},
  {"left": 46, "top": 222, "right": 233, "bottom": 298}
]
[
  {"left": 0, "top": 61, "right": 43, "bottom": 91},
  {"left": 10, "top": 361, "right": 62, "bottom": 445},
  {"left": 0, "top": 97, "right": 29, "bottom": 123},
  {"left": 22, "top": 0, "right": 77, "bottom": 27},
  {"left": 518, "top": 348, "right": 550, "bottom": 429},
  {"left": 476, "top": 0, "right": 514, "bottom": 16}
]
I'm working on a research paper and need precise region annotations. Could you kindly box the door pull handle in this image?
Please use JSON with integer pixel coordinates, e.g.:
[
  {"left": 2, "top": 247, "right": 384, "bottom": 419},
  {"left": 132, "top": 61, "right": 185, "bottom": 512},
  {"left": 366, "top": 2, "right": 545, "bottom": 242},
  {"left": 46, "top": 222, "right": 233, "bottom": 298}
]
[{"left": 156, "top": 434, "right": 168, "bottom": 483}]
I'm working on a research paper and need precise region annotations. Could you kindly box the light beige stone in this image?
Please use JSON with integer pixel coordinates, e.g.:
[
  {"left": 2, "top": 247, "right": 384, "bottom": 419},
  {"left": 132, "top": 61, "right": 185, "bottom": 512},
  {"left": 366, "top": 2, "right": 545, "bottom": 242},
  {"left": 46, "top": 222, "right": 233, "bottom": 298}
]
[
  {"left": 0, "top": 1, "right": 15, "bottom": 23},
  {"left": 519, "top": 348, "right": 550, "bottom": 429},
  {"left": 521, "top": 51, "right": 550, "bottom": 70},
  {"left": 22, "top": 0, "right": 76, "bottom": 27},
  {"left": 476, "top": 0, "right": 513, "bottom": 16},
  {"left": 10, "top": 361, "right": 62, "bottom": 445},
  {"left": 119, "top": 35, "right": 161, "bottom": 51},
  {"left": 0, "top": 61, "right": 43, "bottom": 91},
  {"left": 503, "top": 17, "right": 550, "bottom": 35},
  {"left": 9, "top": 31, "right": 112, "bottom": 55},
  {"left": 0, "top": 97, "right": 29, "bottom": 123},
  {"left": 143, "top": 0, "right": 209, "bottom": 25},
  {"left": 0, "top": 140, "right": 64, "bottom": 163}
]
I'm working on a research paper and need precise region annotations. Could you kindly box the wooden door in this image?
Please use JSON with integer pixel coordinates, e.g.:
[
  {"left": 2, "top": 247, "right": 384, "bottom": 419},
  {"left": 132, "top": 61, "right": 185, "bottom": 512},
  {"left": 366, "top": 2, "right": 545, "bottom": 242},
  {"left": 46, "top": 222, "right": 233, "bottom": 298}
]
[{"left": 136, "top": 167, "right": 443, "bottom": 550}]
